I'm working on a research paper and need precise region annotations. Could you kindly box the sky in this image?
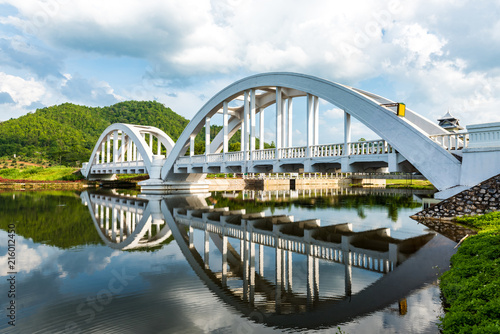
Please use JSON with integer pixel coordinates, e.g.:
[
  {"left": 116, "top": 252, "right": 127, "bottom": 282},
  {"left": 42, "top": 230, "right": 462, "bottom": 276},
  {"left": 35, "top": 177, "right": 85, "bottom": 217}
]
[{"left": 0, "top": 0, "right": 499, "bottom": 143}]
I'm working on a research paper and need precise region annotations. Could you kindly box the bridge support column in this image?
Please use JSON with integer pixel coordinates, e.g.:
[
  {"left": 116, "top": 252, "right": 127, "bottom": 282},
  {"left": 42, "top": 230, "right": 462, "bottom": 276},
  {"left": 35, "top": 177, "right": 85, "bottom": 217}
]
[
  {"left": 223, "top": 101, "right": 229, "bottom": 155},
  {"left": 190, "top": 135, "right": 195, "bottom": 157},
  {"left": 341, "top": 157, "right": 355, "bottom": 173},
  {"left": 250, "top": 89, "right": 256, "bottom": 152},
  {"left": 314, "top": 96, "right": 319, "bottom": 146},
  {"left": 120, "top": 132, "right": 126, "bottom": 162},
  {"left": 106, "top": 135, "right": 111, "bottom": 163},
  {"left": 281, "top": 92, "right": 287, "bottom": 148},
  {"left": 287, "top": 98, "right": 293, "bottom": 147},
  {"left": 344, "top": 111, "right": 351, "bottom": 155},
  {"left": 259, "top": 107, "right": 265, "bottom": 150},
  {"left": 388, "top": 152, "right": 401, "bottom": 172},
  {"left": 307, "top": 94, "right": 313, "bottom": 157},
  {"left": 205, "top": 117, "right": 211, "bottom": 156},
  {"left": 276, "top": 87, "right": 283, "bottom": 159}
]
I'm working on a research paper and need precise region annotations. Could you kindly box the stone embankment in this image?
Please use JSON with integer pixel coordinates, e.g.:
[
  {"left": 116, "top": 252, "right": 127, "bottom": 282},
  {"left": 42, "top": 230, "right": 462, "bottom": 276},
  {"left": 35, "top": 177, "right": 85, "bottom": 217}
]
[{"left": 412, "top": 174, "right": 500, "bottom": 220}]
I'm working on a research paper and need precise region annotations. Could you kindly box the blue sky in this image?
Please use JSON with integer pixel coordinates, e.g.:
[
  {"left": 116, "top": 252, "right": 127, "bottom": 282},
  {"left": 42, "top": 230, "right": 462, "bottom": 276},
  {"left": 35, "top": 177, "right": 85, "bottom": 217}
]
[{"left": 0, "top": 0, "right": 499, "bottom": 143}]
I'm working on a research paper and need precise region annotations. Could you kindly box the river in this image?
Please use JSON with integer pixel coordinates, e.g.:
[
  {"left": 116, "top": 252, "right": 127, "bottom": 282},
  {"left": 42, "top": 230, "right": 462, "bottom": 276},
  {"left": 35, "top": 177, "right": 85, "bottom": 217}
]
[{"left": 0, "top": 188, "right": 462, "bottom": 334}]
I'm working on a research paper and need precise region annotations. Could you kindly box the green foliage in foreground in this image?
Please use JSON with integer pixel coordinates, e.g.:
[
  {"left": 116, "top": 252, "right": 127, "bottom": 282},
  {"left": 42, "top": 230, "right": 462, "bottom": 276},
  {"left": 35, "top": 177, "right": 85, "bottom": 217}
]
[
  {"left": 0, "top": 192, "right": 103, "bottom": 249},
  {"left": 0, "top": 166, "right": 84, "bottom": 181},
  {"left": 439, "top": 212, "right": 500, "bottom": 333}
]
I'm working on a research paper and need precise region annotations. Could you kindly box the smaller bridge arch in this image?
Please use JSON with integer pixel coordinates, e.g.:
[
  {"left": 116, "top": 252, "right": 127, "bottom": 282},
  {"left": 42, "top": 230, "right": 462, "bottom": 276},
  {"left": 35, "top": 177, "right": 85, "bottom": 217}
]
[{"left": 81, "top": 123, "right": 175, "bottom": 180}]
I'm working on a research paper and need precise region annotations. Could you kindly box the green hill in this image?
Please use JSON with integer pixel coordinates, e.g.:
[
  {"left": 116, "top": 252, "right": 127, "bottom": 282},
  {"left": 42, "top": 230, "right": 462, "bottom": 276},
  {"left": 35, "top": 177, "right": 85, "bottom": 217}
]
[
  {"left": 0, "top": 101, "right": 232, "bottom": 166},
  {"left": 0, "top": 100, "right": 276, "bottom": 167}
]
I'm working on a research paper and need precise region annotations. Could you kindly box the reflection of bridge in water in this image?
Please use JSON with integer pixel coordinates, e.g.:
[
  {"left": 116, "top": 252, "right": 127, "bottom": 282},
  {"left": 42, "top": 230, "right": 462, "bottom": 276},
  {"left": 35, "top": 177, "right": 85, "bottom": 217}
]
[{"left": 81, "top": 190, "right": 455, "bottom": 329}]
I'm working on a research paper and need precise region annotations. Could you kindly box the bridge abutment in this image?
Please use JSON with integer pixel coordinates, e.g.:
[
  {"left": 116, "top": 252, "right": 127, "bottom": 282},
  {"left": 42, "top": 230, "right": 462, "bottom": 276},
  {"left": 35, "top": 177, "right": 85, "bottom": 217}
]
[
  {"left": 435, "top": 122, "right": 500, "bottom": 199},
  {"left": 139, "top": 179, "right": 210, "bottom": 194},
  {"left": 139, "top": 172, "right": 209, "bottom": 194}
]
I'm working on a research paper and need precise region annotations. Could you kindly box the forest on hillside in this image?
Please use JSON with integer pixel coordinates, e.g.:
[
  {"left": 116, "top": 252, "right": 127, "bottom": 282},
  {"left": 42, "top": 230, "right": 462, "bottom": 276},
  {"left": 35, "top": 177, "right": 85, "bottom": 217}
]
[{"left": 0, "top": 101, "right": 256, "bottom": 166}]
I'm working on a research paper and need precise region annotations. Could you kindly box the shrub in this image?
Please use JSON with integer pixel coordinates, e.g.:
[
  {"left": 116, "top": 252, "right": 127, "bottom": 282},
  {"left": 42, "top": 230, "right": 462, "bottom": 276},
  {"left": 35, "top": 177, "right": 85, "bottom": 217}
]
[{"left": 439, "top": 213, "right": 500, "bottom": 333}]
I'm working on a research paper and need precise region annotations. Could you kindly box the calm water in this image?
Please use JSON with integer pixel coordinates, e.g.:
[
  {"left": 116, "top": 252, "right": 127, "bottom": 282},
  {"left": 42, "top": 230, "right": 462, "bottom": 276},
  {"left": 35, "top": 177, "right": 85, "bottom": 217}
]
[{"left": 0, "top": 188, "right": 459, "bottom": 334}]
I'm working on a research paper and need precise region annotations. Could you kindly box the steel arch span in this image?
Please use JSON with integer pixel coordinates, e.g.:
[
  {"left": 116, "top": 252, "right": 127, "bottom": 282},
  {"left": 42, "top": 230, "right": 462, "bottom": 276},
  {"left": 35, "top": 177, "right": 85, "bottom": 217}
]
[
  {"left": 82, "top": 123, "right": 175, "bottom": 180},
  {"left": 160, "top": 72, "right": 460, "bottom": 191}
]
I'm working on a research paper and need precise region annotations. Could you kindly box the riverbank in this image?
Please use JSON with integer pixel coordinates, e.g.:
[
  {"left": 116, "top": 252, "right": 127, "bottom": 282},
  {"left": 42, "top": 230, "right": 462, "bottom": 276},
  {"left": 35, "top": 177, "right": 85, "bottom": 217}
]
[
  {"left": 439, "top": 212, "right": 500, "bottom": 333},
  {"left": 0, "top": 166, "right": 83, "bottom": 181},
  {"left": 0, "top": 177, "right": 96, "bottom": 190},
  {"left": 0, "top": 167, "right": 435, "bottom": 192},
  {"left": 0, "top": 166, "right": 94, "bottom": 190}
]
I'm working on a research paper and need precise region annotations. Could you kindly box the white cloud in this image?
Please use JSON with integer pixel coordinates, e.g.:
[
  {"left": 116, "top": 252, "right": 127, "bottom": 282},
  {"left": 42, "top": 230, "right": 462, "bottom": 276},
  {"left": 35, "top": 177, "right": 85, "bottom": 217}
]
[
  {"left": 0, "top": 236, "right": 62, "bottom": 275},
  {"left": 0, "top": 72, "right": 45, "bottom": 106},
  {"left": 60, "top": 75, "right": 123, "bottom": 106},
  {"left": 392, "top": 24, "right": 446, "bottom": 67},
  {"left": 323, "top": 107, "right": 344, "bottom": 120},
  {"left": 0, "top": 0, "right": 499, "bottom": 128}
]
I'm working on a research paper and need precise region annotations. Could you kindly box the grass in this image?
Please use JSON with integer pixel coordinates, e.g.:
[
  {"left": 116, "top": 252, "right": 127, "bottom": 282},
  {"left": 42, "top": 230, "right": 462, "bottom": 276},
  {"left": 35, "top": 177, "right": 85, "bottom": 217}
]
[
  {"left": 116, "top": 173, "right": 148, "bottom": 181},
  {"left": 439, "top": 212, "right": 500, "bottom": 333},
  {"left": 0, "top": 166, "right": 84, "bottom": 181},
  {"left": 386, "top": 179, "right": 435, "bottom": 189},
  {"left": 206, "top": 173, "right": 235, "bottom": 178}
]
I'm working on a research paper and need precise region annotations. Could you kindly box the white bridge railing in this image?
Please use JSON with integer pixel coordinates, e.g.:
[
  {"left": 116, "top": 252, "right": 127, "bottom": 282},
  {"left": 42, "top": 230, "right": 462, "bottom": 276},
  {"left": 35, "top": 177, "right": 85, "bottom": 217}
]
[
  {"left": 175, "top": 139, "right": 393, "bottom": 165},
  {"left": 429, "top": 132, "right": 468, "bottom": 152},
  {"left": 253, "top": 148, "right": 277, "bottom": 160}
]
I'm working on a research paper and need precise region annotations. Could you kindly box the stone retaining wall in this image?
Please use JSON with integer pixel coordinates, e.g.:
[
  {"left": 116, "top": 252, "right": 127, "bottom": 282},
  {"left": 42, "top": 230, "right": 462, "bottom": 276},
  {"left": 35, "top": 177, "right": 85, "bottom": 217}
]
[{"left": 412, "top": 174, "right": 500, "bottom": 220}]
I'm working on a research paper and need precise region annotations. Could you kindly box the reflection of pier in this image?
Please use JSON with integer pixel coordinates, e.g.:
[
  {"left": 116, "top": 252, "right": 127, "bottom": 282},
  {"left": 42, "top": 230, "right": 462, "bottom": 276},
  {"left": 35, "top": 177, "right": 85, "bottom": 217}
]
[{"left": 81, "top": 191, "right": 454, "bottom": 329}]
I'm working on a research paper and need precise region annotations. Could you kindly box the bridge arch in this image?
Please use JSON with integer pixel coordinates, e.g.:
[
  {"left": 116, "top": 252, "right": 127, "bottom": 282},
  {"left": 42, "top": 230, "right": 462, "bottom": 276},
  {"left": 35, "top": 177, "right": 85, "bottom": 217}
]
[
  {"left": 160, "top": 72, "right": 461, "bottom": 191},
  {"left": 82, "top": 123, "right": 175, "bottom": 179}
]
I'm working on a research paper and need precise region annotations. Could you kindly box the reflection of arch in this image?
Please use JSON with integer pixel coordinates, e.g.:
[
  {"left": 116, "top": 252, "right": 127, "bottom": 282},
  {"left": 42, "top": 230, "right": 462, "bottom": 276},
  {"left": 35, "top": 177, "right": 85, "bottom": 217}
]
[
  {"left": 81, "top": 191, "right": 172, "bottom": 250},
  {"left": 82, "top": 123, "right": 175, "bottom": 179},
  {"left": 159, "top": 199, "right": 449, "bottom": 329},
  {"left": 160, "top": 73, "right": 460, "bottom": 191},
  {"left": 81, "top": 191, "right": 452, "bottom": 329}
]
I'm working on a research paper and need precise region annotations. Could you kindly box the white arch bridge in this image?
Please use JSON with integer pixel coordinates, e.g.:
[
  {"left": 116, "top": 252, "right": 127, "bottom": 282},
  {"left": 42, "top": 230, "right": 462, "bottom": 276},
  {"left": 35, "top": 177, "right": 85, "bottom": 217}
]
[{"left": 81, "top": 73, "right": 500, "bottom": 198}]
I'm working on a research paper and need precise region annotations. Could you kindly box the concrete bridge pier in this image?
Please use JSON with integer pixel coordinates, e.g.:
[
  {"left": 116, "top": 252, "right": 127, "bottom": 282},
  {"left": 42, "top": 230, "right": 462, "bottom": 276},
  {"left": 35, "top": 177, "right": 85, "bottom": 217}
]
[{"left": 139, "top": 172, "right": 209, "bottom": 195}]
